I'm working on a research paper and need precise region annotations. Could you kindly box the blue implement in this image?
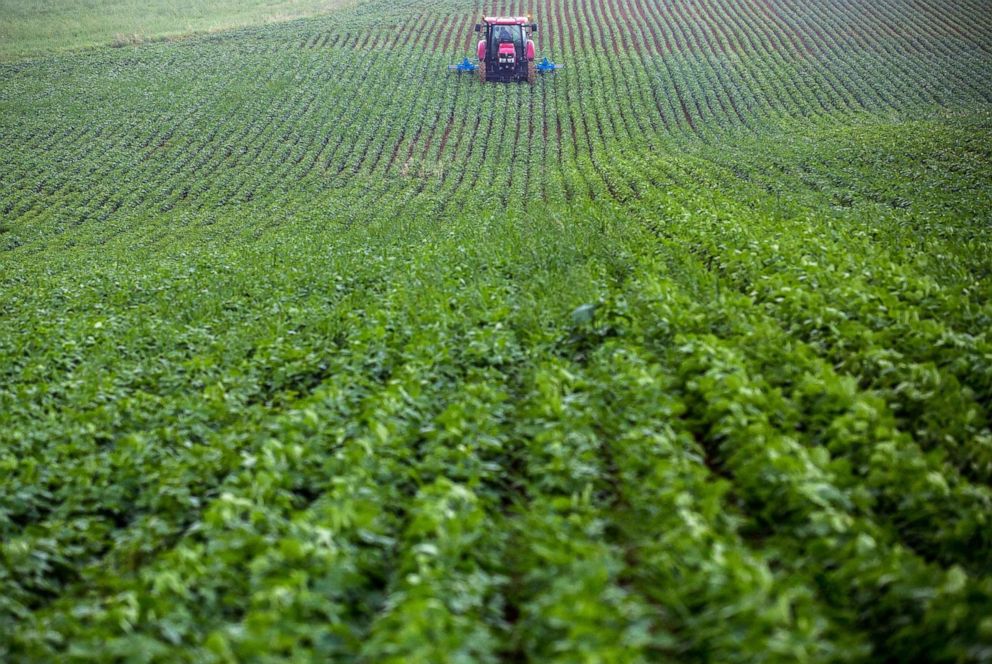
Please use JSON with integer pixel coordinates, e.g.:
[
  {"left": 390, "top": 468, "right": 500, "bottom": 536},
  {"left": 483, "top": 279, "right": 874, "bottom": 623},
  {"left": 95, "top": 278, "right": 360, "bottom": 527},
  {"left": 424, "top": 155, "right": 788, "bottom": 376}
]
[
  {"left": 535, "top": 57, "right": 563, "bottom": 73},
  {"left": 447, "top": 57, "right": 479, "bottom": 73}
]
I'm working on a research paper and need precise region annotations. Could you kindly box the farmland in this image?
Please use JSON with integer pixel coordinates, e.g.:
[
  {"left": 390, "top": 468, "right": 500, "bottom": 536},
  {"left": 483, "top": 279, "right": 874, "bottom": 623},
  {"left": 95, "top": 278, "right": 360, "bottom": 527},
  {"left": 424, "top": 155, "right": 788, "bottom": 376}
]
[
  {"left": 2, "top": 0, "right": 992, "bottom": 660},
  {"left": 0, "top": 0, "right": 358, "bottom": 62}
]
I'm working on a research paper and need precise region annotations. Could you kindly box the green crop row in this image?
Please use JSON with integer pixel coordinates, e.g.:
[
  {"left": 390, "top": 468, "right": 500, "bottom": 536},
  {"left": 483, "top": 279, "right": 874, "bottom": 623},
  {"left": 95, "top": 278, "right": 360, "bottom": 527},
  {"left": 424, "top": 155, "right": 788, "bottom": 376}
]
[{"left": 2, "top": 0, "right": 992, "bottom": 659}]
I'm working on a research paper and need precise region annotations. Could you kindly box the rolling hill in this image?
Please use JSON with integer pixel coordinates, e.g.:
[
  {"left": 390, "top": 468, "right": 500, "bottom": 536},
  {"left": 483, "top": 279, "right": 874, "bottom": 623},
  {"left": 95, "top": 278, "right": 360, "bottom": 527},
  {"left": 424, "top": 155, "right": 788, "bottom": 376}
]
[{"left": 2, "top": 0, "right": 992, "bottom": 660}]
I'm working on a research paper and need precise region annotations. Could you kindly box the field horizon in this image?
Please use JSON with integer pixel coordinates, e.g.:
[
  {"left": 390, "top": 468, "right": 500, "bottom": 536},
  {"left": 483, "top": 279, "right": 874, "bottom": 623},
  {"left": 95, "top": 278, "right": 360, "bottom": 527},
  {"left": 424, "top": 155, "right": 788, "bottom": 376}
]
[
  {"left": 0, "top": 0, "right": 360, "bottom": 63},
  {"left": 2, "top": 0, "right": 992, "bottom": 660}
]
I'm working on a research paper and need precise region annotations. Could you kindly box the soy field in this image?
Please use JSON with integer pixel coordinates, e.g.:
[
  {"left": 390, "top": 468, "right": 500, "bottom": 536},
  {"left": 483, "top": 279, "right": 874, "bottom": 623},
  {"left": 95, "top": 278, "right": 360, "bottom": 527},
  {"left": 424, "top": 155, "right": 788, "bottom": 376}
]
[{"left": 2, "top": 0, "right": 992, "bottom": 660}]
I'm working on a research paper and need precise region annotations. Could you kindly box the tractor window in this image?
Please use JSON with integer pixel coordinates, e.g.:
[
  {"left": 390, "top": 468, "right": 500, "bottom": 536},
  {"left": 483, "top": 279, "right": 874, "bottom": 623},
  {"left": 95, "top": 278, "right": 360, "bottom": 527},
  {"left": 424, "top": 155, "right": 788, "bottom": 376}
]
[
  {"left": 497, "top": 26, "right": 521, "bottom": 43},
  {"left": 489, "top": 25, "right": 523, "bottom": 58}
]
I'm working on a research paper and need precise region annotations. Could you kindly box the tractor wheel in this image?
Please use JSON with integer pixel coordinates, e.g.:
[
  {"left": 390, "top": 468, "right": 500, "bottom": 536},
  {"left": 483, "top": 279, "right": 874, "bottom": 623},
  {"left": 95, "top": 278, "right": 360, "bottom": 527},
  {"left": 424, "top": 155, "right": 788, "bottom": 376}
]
[
  {"left": 527, "top": 60, "right": 536, "bottom": 84},
  {"left": 479, "top": 61, "right": 487, "bottom": 83}
]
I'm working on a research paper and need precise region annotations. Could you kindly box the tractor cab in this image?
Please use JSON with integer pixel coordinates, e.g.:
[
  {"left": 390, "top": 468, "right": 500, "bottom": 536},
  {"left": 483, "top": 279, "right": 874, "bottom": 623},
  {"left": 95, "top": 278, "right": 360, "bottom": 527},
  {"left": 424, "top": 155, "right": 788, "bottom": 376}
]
[
  {"left": 475, "top": 17, "right": 538, "bottom": 83},
  {"left": 489, "top": 24, "right": 524, "bottom": 61}
]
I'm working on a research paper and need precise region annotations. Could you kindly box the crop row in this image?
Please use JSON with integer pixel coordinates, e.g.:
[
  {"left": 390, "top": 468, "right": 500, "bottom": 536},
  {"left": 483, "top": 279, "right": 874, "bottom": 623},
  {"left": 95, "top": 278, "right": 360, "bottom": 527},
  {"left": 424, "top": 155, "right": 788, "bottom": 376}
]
[
  {"left": 5, "top": 127, "right": 991, "bottom": 658},
  {"left": 4, "top": 0, "right": 992, "bottom": 254},
  {"left": 2, "top": 0, "right": 992, "bottom": 657}
]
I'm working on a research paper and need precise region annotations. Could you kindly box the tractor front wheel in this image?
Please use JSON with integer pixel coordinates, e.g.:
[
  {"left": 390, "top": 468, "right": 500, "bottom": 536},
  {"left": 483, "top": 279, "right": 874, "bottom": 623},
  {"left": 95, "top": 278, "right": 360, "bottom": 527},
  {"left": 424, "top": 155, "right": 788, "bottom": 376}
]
[
  {"left": 527, "top": 60, "right": 536, "bottom": 84},
  {"left": 479, "top": 61, "right": 487, "bottom": 83}
]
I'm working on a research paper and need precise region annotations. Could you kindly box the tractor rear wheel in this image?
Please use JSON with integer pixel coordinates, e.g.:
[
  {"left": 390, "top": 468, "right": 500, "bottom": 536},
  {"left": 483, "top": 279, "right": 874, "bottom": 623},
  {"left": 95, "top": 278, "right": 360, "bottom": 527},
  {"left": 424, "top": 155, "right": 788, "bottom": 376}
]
[
  {"left": 479, "top": 61, "right": 487, "bottom": 83},
  {"left": 528, "top": 60, "right": 536, "bottom": 84}
]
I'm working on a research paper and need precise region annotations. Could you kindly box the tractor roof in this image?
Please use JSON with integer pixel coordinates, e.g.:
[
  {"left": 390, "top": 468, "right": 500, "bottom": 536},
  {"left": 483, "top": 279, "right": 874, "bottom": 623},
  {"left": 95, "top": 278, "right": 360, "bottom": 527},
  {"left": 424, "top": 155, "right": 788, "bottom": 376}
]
[{"left": 483, "top": 16, "right": 531, "bottom": 25}]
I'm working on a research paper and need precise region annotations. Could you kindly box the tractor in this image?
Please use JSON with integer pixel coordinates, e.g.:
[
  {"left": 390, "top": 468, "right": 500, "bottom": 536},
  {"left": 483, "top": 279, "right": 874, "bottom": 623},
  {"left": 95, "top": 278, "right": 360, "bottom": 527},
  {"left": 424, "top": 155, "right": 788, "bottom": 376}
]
[
  {"left": 447, "top": 16, "right": 563, "bottom": 82},
  {"left": 476, "top": 16, "right": 538, "bottom": 83}
]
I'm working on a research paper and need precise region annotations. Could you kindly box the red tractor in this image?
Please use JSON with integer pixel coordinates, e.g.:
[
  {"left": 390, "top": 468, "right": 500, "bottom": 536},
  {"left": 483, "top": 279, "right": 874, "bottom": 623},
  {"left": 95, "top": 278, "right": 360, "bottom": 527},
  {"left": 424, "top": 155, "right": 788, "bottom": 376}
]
[{"left": 475, "top": 16, "right": 539, "bottom": 83}]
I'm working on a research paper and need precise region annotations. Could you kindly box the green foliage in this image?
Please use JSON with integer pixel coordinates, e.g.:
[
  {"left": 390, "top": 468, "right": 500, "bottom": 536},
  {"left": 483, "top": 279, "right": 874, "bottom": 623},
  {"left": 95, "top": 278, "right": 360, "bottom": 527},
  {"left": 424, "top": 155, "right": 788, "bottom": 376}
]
[
  {"left": 0, "top": 0, "right": 359, "bottom": 62},
  {"left": 2, "top": 0, "right": 992, "bottom": 660}
]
